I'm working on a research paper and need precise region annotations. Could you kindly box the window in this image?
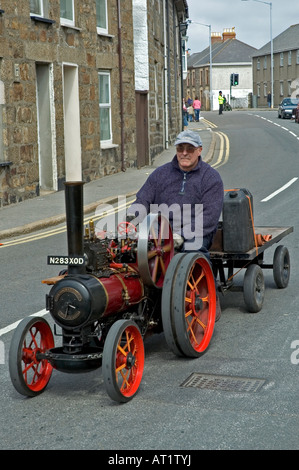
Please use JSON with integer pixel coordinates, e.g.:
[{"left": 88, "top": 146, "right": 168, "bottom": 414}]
[
  {"left": 96, "top": 0, "right": 108, "bottom": 35},
  {"left": 280, "top": 52, "right": 284, "bottom": 67},
  {"left": 99, "top": 72, "right": 112, "bottom": 143},
  {"left": 257, "top": 83, "right": 260, "bottom": 97},
  {"left": 257, "top": 58, "right": 260, "bottom": 70},
  {"left": 280, "top": 81, "right": 284, "bottom": 96},
  {"left": 30, "top": 0, "right": 49, "bottom": 17},
  {"left": 60, "top": 0, "right": 74, "bottom": 27},
  {"left": 297, "top": 50, "right": 299, "bottom": 64},
  {"left": 30, "top": 0, "right": 43, "bottom": 16},
  {"left": 263, "top": 56, "right": 267, "bottom": 69},
  {"left": 192, "top": 70, "right": 195, "bottom": 87},
  {"left": 205, "top": 68, "right": 209, "bottom": 84},
  {"left": 288, "top": 51, "right": 292, "bottom": 66}
]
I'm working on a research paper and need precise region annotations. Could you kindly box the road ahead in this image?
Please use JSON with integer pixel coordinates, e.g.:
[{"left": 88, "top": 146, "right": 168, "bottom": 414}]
[{"left": 0, "top": 110, "right": 298, "bottom": 451}]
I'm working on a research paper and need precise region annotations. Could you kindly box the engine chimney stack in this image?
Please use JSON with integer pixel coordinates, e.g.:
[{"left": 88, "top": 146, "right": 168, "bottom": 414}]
[{"left": 64, "top": 181, "right": 85, "bottom": 275}]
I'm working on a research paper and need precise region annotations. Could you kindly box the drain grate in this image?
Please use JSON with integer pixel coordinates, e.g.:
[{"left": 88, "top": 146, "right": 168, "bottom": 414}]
[{"left": 181, "top": 372, "right": 266, "bottom": 393}]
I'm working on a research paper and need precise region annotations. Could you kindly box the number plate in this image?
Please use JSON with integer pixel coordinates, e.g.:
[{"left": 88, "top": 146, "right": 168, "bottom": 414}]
[{"left": 47, "top": 256, "right": 85, "bottom": 266}]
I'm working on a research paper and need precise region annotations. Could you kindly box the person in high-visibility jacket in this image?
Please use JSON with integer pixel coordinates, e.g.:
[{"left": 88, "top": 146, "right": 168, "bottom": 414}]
[{"left": 218, "top": 91, "right": 224, "bottom": 115}]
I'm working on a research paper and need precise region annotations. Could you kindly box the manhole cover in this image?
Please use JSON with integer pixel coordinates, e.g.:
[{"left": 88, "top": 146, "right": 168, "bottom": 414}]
[{"left": 181, "top": 373, "right": 266, "bottom": 393}]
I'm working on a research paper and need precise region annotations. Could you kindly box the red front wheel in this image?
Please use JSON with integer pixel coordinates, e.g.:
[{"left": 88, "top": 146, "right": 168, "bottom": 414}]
[
  {"left": 102, "top": 320, "right": 144, "bottom": 402},
  {"left": 9, "top": 316, "right": 54, "bottom": 397}
]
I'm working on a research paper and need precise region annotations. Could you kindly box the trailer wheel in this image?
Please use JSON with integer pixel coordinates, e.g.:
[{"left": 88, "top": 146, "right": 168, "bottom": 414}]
[
  {"left": 137, "top": 213, "right": 174, "bottom": 288},
  {"left": 161, "top": 253, "right": 216, "bottom": 358},
  {"left": 243, "top": 264, "right": 265, "bottom": 312},
  {"left": 273, "top": 245, "right": 290, "bottom": 288},
  {"left": 9, "top": 316, "right": 54, "bottom": 397},
  {"left": 102, "top": 320, "right": 144, "bottom": 403}
]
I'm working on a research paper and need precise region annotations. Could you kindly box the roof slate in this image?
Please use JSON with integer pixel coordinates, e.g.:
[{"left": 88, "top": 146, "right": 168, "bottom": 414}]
[
  {"left": 188, "top": 39, "right": 257, "bottom": 68},
  {"left": 251, "top": 23, "right": 299, "bottom": 56}
]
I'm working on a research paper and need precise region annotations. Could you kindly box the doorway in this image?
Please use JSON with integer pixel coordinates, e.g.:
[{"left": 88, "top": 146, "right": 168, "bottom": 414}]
[{"left": 135, "top": 91, "right": 149, "bottom": 168}]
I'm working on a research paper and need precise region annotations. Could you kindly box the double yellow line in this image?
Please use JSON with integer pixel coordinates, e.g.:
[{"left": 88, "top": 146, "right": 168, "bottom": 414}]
[
  {"left": 212, "top": 131, "right": 230, "bottom": 169},
  {"left": 202, "top": 118, "right": 230, "bottom": 169},
  {"left": 1, "top": 198, "right": 134, "bottom": 248}
]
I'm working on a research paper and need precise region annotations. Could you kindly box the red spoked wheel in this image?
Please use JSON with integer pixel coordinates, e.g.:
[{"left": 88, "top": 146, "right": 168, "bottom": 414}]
[
  {"left": 117, "top": 221, "right": 137, "bottom": 238},
  {"left": 102, "top": 320, "right": 145, "bottom": 402},
  {"left": 9, "top": 316, "right": 54, "bottom": 397},
  {"left": 137, "top": 213, "right": 174, "bottom": 288},
  {"left": 162, "top": 253, "right": 216, "bottom": 358}
]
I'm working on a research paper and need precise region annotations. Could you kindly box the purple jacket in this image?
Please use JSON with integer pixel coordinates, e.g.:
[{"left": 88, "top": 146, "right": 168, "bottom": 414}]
[{"left": 129, "top": 156, "right": 223, "bottom": 243}]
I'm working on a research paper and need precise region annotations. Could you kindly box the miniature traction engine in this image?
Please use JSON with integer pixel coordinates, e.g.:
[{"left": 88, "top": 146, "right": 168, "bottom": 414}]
[{"left": 9, "top": 182, "right": 217, "bottom": 402}]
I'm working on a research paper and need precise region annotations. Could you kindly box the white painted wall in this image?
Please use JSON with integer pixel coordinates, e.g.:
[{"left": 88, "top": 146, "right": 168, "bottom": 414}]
[
  {"left": 132, "top": 0, "right": 149, "bottom": 91},
  {"left": 211, "top": 64, "right": 253, "bottom": 110},
  {"left": 63, "top": 64, "right": 82, "bottom": 182}
]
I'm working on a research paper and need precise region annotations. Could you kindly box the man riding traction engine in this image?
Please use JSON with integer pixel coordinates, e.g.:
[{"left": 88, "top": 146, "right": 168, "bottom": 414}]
[{"left": 9, "top": 180, "right": 218, "bottom": 403}]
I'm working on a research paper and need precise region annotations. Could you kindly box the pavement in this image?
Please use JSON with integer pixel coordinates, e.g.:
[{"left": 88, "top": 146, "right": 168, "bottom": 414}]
[{"left": 0, "top": 119, "right": 215, "bottom": 241}]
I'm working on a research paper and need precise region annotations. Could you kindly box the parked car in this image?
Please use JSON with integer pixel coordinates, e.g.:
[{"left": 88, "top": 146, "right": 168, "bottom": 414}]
[{"left": 278, "top": 98, "right": 299, "bottom": 119}]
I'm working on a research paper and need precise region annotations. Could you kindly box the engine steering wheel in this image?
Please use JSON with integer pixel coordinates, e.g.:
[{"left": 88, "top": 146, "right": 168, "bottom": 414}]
[{"left": 117, "top": 221, "right": 137, "bottom": 238}]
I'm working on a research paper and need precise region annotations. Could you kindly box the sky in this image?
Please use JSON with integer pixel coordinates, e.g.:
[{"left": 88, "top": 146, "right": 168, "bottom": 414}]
[{"left": 186, "top": 0, "right": 299, "bottom": 54}]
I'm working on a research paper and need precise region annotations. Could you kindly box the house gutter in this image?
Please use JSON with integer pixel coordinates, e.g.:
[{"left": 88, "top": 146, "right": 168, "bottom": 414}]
[
  {"left": 117, "top": 0, "right": 126, "bottom": 171},
  {"left": 163, "top": 0, "right": 169, "bottom": 149}
]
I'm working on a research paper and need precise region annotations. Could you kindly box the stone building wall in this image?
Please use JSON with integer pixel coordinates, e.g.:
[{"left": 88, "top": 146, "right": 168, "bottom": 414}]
[
  {"left": 146, "top": 0, "right": 183, "bottom": 160},
  {"left": 0, "top": 0, "right": 136, "bottom": 207},
  {"left": 0, "top": 0, "right": 187, "bottom": 207}
]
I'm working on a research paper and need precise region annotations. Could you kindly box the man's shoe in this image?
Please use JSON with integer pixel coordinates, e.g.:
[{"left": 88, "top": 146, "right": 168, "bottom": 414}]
[{"left": 215, "top": 296, "right": 221, "bottom": 322}]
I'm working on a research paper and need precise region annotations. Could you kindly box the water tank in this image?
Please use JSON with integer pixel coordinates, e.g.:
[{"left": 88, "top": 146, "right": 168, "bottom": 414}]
[{"left": 222, "top": 188, "right": 255, "bottom": 253}]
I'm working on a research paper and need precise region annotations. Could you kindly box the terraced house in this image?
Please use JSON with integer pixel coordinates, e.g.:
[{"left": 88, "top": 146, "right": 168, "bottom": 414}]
[
  {"left": 0, "top": 0, "right": 188, "bottom": 207},
  {"left": 251, "top": 24, "right": 299, "bottom": 107}
]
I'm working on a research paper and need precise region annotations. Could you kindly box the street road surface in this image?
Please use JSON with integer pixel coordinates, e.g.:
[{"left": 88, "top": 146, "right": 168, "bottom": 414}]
[{"left": 0, "top": 110, "right": 298, "bottom": 451}]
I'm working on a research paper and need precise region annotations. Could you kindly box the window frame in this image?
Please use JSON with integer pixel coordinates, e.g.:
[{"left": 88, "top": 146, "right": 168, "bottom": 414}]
[
  {"left": 30, "top": 0, "right": 44, "bottom": 17},
  {"left": 60, "top": 0, "right": 75, "bottom": 28},
  {"left": 99, "top": 71, "right": 112, "bottom": 145},
  {"left": 257, "top": 83, "right": 261, "bottom": 98},
  {"left": 257, "top": 58, "right": 260, "bottom": 70},
  {"left": 96, "top": 0, "right": 108, "bottom": 35}
]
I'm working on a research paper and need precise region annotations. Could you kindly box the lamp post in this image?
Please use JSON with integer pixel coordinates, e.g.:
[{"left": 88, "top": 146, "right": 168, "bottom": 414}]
[
  {"left": 241, "top": 0, "right": 273, "bottom": 108},
  {"left": 187, "top": 20, "right": 213, "bottom": 111}
]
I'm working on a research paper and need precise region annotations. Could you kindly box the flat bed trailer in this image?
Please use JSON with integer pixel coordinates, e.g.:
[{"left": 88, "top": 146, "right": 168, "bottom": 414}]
[{"left": 210, "top": 226, "right": 293, "bottom": 312}]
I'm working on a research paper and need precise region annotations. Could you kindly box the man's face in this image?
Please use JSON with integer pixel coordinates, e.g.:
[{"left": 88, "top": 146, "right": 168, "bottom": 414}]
[{"left": 176, "top": 144, "right": 202, "bottom": 171}]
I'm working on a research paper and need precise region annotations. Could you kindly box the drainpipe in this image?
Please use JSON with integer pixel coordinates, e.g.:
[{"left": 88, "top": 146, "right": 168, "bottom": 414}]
[
  {"left": 117, "top": 0, "right": 126, "bottom": 171},
  {"left": 163, "top": 0, "right": 169, "bottom": 149}
]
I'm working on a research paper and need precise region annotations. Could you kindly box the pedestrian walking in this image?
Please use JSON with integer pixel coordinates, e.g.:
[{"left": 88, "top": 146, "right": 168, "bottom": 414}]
[
  {"left": 267, "top": 92, "right": 271, "bottom": 108},
  {"left": 193, "top": 96, "right": 201, "bottom": 121},
  {"left": 183, "top": 98, "right": 188, "bottom": 130},
  {"left": 187, "top": 105, "right": 194, "bottom": 122},
  {"left": 218, "top": 91, "right": 224, "bottom": 115}
]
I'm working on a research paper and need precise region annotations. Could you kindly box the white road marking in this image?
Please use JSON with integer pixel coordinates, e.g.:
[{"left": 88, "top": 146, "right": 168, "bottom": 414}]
[
  {"left": 0, "top": 309, "right": 48, "bottom": 337},
  {"left": 261, "top": 177, "right": 298, "bottom": 202},
  {"left": 252, "top": 114, "right": 299, "bottom": 140}
]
